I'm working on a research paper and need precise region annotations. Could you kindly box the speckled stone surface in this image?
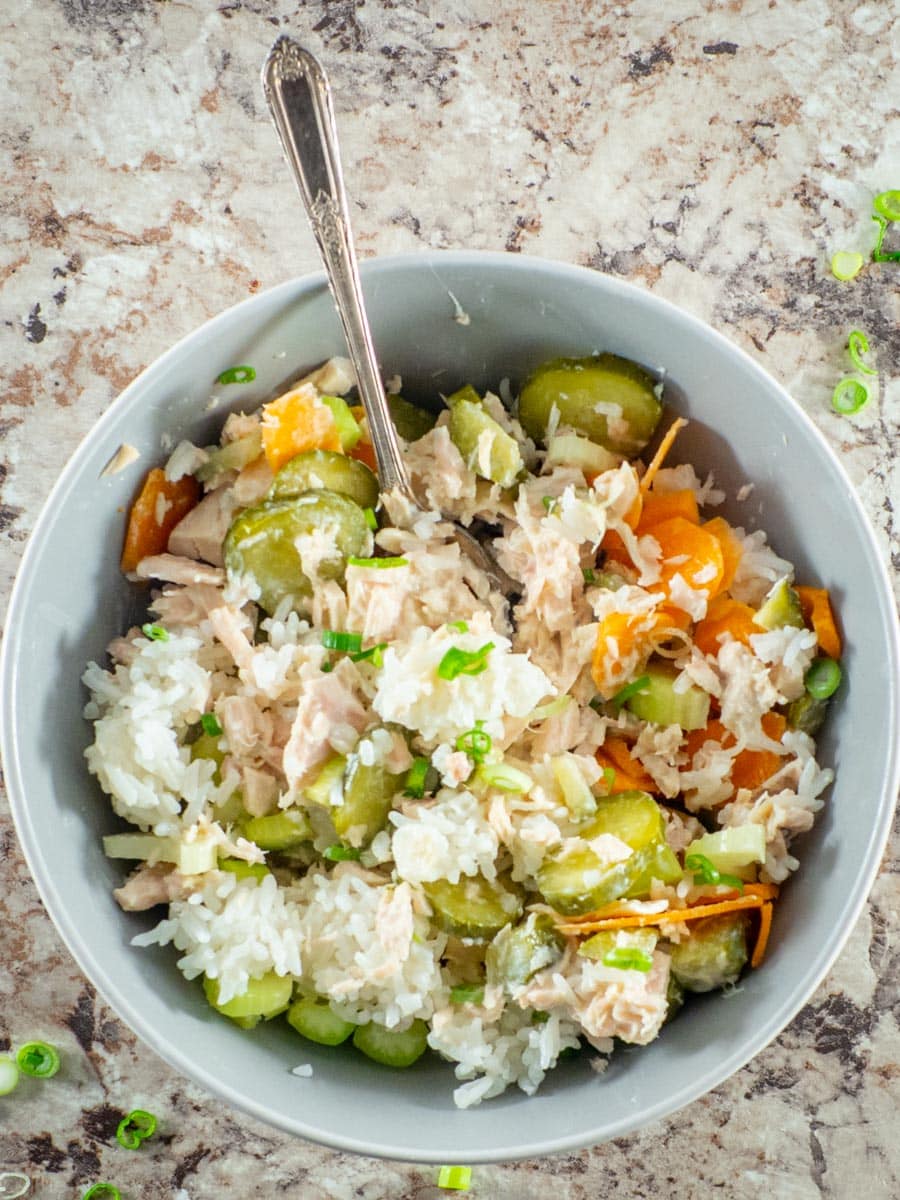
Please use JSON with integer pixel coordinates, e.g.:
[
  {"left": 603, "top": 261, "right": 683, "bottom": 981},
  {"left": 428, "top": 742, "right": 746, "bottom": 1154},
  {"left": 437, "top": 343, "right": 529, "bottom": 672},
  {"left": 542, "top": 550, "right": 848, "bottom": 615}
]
[{"left": 2, "top": 1, "right": 899, "bottom": 1196}]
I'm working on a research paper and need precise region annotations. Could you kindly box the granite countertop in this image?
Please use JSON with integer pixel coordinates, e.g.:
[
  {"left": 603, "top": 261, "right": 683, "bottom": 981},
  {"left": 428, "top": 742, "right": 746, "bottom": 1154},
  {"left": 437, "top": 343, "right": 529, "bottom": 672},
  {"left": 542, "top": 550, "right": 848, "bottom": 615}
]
[{"left": 2, "top": 2, "right": 899, "bottom": 1196}]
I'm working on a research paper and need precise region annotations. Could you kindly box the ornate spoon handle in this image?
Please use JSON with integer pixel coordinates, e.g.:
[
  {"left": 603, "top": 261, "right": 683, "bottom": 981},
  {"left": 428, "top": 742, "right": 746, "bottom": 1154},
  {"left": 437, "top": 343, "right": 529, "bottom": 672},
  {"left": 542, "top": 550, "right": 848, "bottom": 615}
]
[{"left": 261, "top": 37, "right": 415, "bottom": 501}]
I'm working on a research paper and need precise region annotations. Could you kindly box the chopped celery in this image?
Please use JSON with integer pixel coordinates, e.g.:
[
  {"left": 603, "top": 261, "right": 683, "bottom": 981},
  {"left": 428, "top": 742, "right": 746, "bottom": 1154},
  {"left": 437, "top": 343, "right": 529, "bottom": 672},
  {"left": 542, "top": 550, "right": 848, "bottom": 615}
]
[
  {"left": 668, "top": 914, "right": 749, "bottom": 992},
  {"left": 447, "top": 398, "right": 524, "bottom": 489},
  {"left": 176, "top": 837, "right": 220, "bottom": 875},
  {"left": 423, "top": 874, "right": 522, "bottom": 939},
  {"left": 683, "top": 826, "right": 766, "bottom": 874},
  {"left": 545, "top": 433, "right": 621, "bottom": 476},
  {"left": 240, "top": 808, "right": 312, "bottom": 852},
  {"left": 352, "top": 1018, "right": 428, "bottom": 1067},
  {"left": 624, "top": 661, "right": 710, "bottom": 731},
  {"left": 195, "top": 430, "right": 262, "bottom": 483},
  {"left": 580, "top": 791, "right": 663, "bottom": 850},
  {"left": 304, "top": 754, "right": 347, "bottom": 807},
  {"left": 753, "top": 578, "right": 804, "bottom": 631},
  {"left": 287, "top": 995, "right": 355, "bottom": 1045},
  {"left": 332, "top": 755, "right": 404, "bottom": 846},
  {"left": 203, "top": 971, "right": 293, "bottom": 1021},
  {"left": 103, "top": 833, "right": 177, "bottom": 863},
  {"left": 486, "top": 913, "right": 564, "bottom": 988},
  {"left": 219, "top": 857, "right": 269, "bottom": 881},
  {"left": 551, "top": 754, "right": 597, "bottom": 819},
  {"left": 319, "top": 394, "right": 362, "bottom": 450}
]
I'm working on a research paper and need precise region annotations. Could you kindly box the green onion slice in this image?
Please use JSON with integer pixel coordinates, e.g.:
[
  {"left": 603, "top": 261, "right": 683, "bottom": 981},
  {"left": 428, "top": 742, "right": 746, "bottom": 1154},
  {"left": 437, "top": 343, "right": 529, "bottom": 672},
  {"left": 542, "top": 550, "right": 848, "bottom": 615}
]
[
  {"left": 528, "top": 694, "right": 572, "bottom": 722},
  {"left": 805, "top": 656, "right": 842, "bottom": 700},
  {"left": 531, "top": 1010, "right": 550, "bottom": 1025},
  {"left": 362, "top": 507, "right": 378, "bottom": 531},
  {"left": 449, "top": 983, "right": 485, "bottom": 1005},
  {"left": 475, "top": 762, "right": 533, "bottom": 793},
  {"left": 541, "top": 496, "right": 557, "bottom": 514},
  {"left": 582, "top": 567, "right": 598, "bottom": 584},
  {"left": 0, "top": 1056, "right": 19, "bottom": 1097},
  {"left": 847, "top": 330, "right": 877, "bottom": 376},
  {"left": 437, "top": 1165, "right": 473, "bottom": 1191},
  {"left": 15, "top": 1041, "right": 60, "bottom": 1079},
  {"left": 82, "top": 1187, "right": 122, "bottom": 1200},
  {"left": 321, "top": 660, "right": 334, "bottom": 674},
  {"left": 323, "top": 844, "right": 362, "bottom": 862},
  {"left": 455, "top": 722, "right": 492, "bottom": 763},
  {"left": 831, "top": 378, "right": 869, "bottom": 415},
  {"left": 446, "top": 620, "right": 469, "bottom": 633},
  {"left": 0, "top": 1173, "right": 31, "bottom": 1199},
  {"left": 685, "top": 852, "right": 744, "bottom": 892},
  {"left": 601, "top": 946, "right": 654, "bottom": 972},
  {"left": 830, "top": 250, "right": 864, "bottom": 282},
  {"left": 871, "top": 214, "right": 900, "bottom": 262},
  {"left": 321, "top": 630, "right": 363, "bottom": 653},
  {"left": 217, "top": 365, "right": 256, "bottom": 385},
  {"left": 349, "top": 642, "right": 388, "bottom": 668},
  {"left": 437, "top": 643, "right": 495, "bottom": 681},
  {"left": 141, "top": 623, "right": 169, "bottom": 642},
  {"left": 200, "top": 713, "right": 222, "bottom": 737},
  {"left": 346, "top": 556, "right": 409, "bottom": 569},
  {"left": 873, "top": 190, "right": 900, "bottom": 222},
  {"left": 115, "top": 1108, "right": 157, "bottom": 1150},
  {"left": 403, "top": 757, "right": 431, "bottom": 799},
  {"left": 610, "top": 674, "right": 650, "bottom": 710}
]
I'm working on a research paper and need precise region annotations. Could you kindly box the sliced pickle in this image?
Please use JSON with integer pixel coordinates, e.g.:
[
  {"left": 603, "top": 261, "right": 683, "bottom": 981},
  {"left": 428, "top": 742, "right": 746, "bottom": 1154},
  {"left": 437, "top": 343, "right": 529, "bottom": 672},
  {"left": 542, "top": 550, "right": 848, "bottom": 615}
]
[
  {"left": 577, "top": 927, "right": 657, "bottom": 961},
  {"left": 486, "top": 912, "right": 565, "bottom": 988},
  {"left": 623, "top": 840, "right": 683, "bottom": 897},
  {"left": 389, "top": 394, "right": 438, "bottom": 441},
  {"left": 668, "top": 913, "right": 749, "bottom": 992},
  {"left": 423, "top": 873, "right": 523, "bottom": 939},
  {"left": 332, "top": 755, "right": 405, "bottom": 847},
  {"left": 537, "top": 840, "right": 678, "bottom": 916},
  {"left": 753, "top": 578, "right": 805, "bottom": 631},
  {"left": 240, "top": 808, "right": 312, "bottom": 852},
  {"left": 447, "top": 396, "right": 524, "bottom": 489},
  {"left": 268, "top": 449, "right": 379, "bottom": 510},
  {"left": 518, "top": 354, "right": 662, "bottom": 456},
  {"left": 786, "top": 692, "right": 828, "bottom": 735},
  {"left": 579, "top": 790, "right": 664, "bottom": 850},
  {"left": 223, "top": 491, "right": 369, "bottom": 614}
]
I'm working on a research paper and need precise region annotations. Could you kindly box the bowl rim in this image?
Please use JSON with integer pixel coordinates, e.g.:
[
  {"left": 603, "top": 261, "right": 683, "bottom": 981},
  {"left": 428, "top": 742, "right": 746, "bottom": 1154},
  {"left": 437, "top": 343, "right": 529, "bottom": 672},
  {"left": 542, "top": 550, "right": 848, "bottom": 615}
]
[{"left": 3, "top": 248, "right": 899, "bottom": 1162}]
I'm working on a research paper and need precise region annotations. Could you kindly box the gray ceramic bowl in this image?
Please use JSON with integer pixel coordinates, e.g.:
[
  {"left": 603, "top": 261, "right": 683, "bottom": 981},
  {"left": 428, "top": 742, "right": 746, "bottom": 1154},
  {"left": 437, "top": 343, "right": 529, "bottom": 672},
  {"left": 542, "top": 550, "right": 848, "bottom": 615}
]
[{"left": 3, "top": 252, "right": 898, "bottom": 1162}]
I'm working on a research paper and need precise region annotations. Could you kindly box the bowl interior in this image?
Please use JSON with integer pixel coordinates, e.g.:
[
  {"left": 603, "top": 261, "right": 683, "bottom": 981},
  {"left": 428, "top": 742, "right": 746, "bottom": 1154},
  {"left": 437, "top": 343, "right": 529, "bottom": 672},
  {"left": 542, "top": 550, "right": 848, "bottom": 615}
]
[{"left": 3, "top": 252, "right": 898, "bottom": 1162}]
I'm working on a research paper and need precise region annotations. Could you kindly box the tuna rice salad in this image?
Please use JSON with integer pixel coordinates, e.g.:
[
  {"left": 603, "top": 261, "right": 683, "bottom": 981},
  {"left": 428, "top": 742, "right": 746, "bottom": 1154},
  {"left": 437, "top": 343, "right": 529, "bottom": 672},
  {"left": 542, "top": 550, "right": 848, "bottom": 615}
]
[{"left": 84, "top": 351, "right": 843, "bottom": 1107}]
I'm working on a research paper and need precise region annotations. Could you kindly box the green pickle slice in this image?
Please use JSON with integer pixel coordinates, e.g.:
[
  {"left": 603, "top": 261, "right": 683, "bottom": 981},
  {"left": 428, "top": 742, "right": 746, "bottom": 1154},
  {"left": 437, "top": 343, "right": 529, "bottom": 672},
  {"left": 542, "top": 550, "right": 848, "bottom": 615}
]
[
  {"left": 269, "top": 449, "right": 380, "bottom": 510},
  {"left": 579, "top": 790, "right": 664, "bottom": 850},
  {"left": 389, "top": 395, "right": 437, "bottom": 441},
  {"left": 668, "top": 913, "right": 749, "bottom": 992},
  {"left": 423, "top": 874, "right": 523, "bottom": 939},
  {"left": 332, "top": 755, "right": 405, "bottom": 847},
  {"left": 447, "top": 395, "right": 524, "bottom": 489},
  {"left": 240, "top": 808, "right": 312, "bottom": 852},
  {"left": 486, "top": 912, "right": 564, "bottom": 988},
  {"left": 537, "top": 840, "right": 681, "bottom": 916},
  {"left": 223, "top": 490, "right": 370, "bottom": 615},
  {"left": 518, "top": 354, "right": 662, "bottom": 456},
  {"left": 753, "top": 578, "right": 805, "bottom": 631}
]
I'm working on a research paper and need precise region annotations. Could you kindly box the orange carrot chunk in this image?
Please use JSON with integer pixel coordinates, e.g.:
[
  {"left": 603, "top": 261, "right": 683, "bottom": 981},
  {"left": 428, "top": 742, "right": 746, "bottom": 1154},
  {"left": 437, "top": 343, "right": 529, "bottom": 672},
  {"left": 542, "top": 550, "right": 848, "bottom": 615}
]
[
  {"left": 703, "top": 516, "right": 744, "bottom": 595},
  {"left": 796, "top": 586, "right": 842, "bottom": 660},
  {"left": 693, "top": 596, "right": 758, "bottom": 657},
  {"left": 652, "top": 516, "right": 725, "bottom": 598},
  {"left": 596, "top": 740, "right": 660, "bottom": 794},
  {"left": 260, "top": 385, "right": 342, "bottom": 472},
  {"left": 636, "top": 489, "right": 700, "bottom": 532},
  {"left": 121, "top": 469, "right": 201, "bottom": 573}
]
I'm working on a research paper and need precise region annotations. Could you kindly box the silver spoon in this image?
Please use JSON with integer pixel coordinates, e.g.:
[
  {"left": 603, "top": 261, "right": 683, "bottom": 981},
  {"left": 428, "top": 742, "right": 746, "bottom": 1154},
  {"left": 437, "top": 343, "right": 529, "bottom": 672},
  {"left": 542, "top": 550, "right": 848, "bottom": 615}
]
[{"left": 261, "top": 36, "right": 518, "bottom": 597}]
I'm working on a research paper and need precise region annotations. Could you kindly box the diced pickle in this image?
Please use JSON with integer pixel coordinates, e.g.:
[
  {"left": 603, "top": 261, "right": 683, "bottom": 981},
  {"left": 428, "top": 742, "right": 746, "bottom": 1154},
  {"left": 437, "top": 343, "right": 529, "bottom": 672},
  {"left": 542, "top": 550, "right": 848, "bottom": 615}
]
[
  {"left": 223, "top": 491, "right": 370, "bottom": 615},
  {"left": 518, "top": 354, "right": 662, "bottom": 456},
  {"left": 787, "top": 692, "right": 829, "bottom": 735},
  {"left": 580, "top": 791, "right": 664, "bottom": 850},
  {"left": 753, "top": 578, "right": 805, "bottom": 631},
  {"left": 668, "top": 914, "right": 749, "bottom": 992},
  {"left": 240, "top": 808, "right": 312, "bottom": 852},
  {"left": 219, "top": 857, "right": 269, "bottom": 881},
  {"left": 486, "top": 912, "right": 565, "bottom": 988},
  {"left": 447, "top": 397, "right": 524, "bottom": 489},
  {"left": 665, "top": 972, "right": 685, "bottom": 1021},
  {"left": 624, "top": 662, "right": 711, "bottom": 731},
  {"left": 623, "top": 841, "right": 683, "bottom": 897},
  {"left": 551, "top": 754, "right": 597, "bottom": 819},
  {"left": 545, "top": 433, "right": 622, "bottom": 476},
  {"left": 304, "top": 754, "right": 347, "bottom": 807},
  {"left": 287, "top": 995, "right": 355, "bottom": 1046},
  {"left": 389, "top": 394, "right": 438, "bottom": 442},
  {"left": 578, "top": 928, "right": 657, "bottom": 961},
  {"left": 423, "top": 874, "right": 523, "bottom": 939},
  {"left": 268, "top": 450, "right": 380, "bottom": 510},
  {"left": 203, "top": 971, "right": 292, "bottom": 1021},
  {"left": 352, "top": 1018, "right": 429, "bottom": 1068},
  {"left": 332, "top": 756, "right": 404, "bottom": 847},
  {"left": 190, "top": 730, "right": 224, "bottom": 785}
]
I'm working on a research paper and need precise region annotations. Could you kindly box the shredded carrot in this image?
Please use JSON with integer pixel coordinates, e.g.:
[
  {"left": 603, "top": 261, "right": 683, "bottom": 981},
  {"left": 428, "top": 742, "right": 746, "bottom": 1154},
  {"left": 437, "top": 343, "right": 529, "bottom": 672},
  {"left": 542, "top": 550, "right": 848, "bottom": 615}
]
[
  {"left": 640, "top": 417, "right": 688, "bottom": 494},
  {"left": 751, "top": 901, "right": 774, "bottom": 968},
  {"left": 556, "top": 887, "right": 778, "bottom": 935},
  {"left": 796, "top": 586, "right": 842, "bottom": 660},
  {"left": 260, "top": 384, "right": 342, "bottom": 471},
  {"left": 702, "top": 516, "right": 744, "bottom": 596},
  {"left": 120, "top": 469, "right": 201, "bottom": 573},
  {"left": 596, "top": 740, "right": 660, "bottom": 794},
  {"left": 693, "top": 596, "right": 758, "bottom": 657},
  {"left": 636, "top": 488, "right": 700, "bottom": 532}
]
